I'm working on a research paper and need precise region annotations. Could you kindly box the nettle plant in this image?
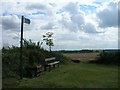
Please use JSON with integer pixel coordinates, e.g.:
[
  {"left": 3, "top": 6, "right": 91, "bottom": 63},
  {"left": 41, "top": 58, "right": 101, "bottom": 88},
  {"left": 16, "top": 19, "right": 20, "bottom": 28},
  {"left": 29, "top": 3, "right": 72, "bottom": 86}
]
[{"left": 43, "top": 32, "right": 54, "bottom": 52}]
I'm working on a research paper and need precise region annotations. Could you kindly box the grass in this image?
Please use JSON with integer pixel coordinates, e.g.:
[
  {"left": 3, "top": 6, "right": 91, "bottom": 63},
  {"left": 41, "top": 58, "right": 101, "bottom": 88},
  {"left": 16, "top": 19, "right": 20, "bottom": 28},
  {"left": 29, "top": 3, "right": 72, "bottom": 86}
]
[
  {"left": 4, "top": 62, "right": 118, "bottom": 88},
  {"left": 2, "top": 78, "right": 19, "bottom": 88}
]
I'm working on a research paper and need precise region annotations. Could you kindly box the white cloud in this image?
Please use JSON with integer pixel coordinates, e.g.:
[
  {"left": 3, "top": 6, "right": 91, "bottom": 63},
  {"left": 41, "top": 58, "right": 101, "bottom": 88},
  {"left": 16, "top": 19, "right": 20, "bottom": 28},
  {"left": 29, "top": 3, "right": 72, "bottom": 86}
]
[
  {"left": 26, "top": 3, "right": 47, "bottom": 10},
  {"left": 2, "top": 15, "right": 20, "bottom": 31},
  {"left": 25, "top": 3, "right": 54, "bottom": 16},
  {"left": 59, "top": 2, "right": 100, "bottom": 33},
  {"left": 83, "top": 23, "right": 98, "bottom": 33},
  {"left": 1, "top": 0, "right": 118, "bottom": 50},
  {"left": 96, "top": 1, "right": 118, "bottom": 28},
  {"left": 41, "top": 22, "right": 59, "bottom": 30}
]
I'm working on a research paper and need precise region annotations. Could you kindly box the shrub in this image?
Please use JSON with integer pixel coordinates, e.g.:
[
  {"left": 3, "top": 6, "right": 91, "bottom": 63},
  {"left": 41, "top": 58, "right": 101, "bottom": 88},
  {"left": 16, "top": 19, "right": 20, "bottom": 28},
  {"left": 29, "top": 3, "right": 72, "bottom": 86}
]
[
  {"left": 95, "top": 51, "right": 119, "bottom": 65},
  {"left": 52, "top": 52, "right": 69, "bottom": 64},
  {"left": 2, "top": 48, "right": 20, "bottom": 78},
  {"left": 2, "top": 39, "right": 68, "bottom": 79}
]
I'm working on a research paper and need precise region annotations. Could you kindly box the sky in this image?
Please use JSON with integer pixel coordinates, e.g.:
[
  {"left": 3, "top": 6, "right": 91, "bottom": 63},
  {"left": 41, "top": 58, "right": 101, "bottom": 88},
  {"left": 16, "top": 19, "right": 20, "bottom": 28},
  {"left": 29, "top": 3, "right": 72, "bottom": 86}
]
[{"left": 0, "top": 0, "right": 119, "bottom": 50}]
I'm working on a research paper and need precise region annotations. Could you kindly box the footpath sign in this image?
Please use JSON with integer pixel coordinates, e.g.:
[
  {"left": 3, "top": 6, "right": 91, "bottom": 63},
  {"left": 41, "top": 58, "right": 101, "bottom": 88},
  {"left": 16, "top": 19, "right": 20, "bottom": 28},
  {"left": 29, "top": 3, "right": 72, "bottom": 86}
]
[{"left": 20, "top": 16, "right": 30, "bottom": 79}]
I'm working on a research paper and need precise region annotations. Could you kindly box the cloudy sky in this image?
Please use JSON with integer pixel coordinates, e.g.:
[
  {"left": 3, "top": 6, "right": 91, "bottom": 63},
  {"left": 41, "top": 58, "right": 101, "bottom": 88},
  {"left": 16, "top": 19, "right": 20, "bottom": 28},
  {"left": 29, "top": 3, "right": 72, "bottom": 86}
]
[{"left": 0, "top": 0, "right": 119, "bottom": 50}]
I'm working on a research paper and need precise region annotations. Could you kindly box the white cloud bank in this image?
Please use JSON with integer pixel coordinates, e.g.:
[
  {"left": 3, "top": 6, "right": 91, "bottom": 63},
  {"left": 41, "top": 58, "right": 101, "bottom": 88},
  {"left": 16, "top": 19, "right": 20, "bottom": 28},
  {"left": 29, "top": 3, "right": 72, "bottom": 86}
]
[{"left": 1, "top": 0, "right": 118, "bottom": 50}]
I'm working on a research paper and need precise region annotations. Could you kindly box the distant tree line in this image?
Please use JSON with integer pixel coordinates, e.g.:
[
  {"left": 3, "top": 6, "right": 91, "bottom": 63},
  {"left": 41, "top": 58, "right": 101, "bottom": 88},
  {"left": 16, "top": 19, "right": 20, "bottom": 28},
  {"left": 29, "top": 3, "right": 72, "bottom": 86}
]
[{"left": 56, "top": 49, "right": 119, "bottom": 53}]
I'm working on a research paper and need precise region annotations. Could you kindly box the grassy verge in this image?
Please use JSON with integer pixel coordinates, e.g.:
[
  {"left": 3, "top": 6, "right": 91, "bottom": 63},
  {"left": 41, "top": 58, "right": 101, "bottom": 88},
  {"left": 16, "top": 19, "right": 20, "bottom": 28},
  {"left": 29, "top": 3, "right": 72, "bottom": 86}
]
[
  {"left": 17, "top": 63, "right": 118, "bottom": 88},
  {"left": 4, "top": 62, "right": 117, "bottom": 88}
]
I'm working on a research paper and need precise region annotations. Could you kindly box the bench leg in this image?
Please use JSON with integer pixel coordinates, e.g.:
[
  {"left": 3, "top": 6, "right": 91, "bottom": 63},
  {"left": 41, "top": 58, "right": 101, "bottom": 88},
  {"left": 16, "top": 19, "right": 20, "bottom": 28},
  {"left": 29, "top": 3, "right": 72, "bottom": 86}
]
[
  {"left": 53, "top": 64, "right": 55, "bottom": 68},
  {"left": 44, "top": 66, "right": 47, "bottom": 71},
  {"left": 49, "top": 66, "right": 51, "bottom": 72}
]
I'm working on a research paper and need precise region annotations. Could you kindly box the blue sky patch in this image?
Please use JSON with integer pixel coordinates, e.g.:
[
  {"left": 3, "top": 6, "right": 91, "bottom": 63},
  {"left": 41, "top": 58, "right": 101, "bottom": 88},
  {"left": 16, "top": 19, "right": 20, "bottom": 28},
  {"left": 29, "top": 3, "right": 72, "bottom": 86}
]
[
  {"left": 2, "top": 11, "right": 10, "bottom": 16},
  {"left": 79, "top": 4, "right": 98, "bottom": 13},
  {"left": 56, "top": 9, "right": 64, "bottom": 14},
  {"left": 17, "top": 14, "right": 31, "bottom": 19},
  {"left": 93, "top": 2, "right": 103, "bottom": 5},
  {"left": 32, "top": 11, "right": 47, "bottom": 15},
  {"left": 17, "top": 15, "right": 23, "bottom": 19}
]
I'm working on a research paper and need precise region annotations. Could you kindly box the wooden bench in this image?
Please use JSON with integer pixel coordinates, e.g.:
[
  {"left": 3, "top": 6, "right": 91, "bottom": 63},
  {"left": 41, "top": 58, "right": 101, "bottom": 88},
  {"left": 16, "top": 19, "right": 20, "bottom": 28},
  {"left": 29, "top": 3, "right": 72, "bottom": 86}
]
[{"left": 44, "top": 57, "right": 59, "bottom": 71}]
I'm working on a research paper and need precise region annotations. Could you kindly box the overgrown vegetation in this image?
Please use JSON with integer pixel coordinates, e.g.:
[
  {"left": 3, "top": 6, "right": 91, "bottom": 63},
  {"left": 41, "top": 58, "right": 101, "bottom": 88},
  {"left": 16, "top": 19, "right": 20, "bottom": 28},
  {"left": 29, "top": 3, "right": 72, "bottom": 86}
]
[
  {"left": 91, "top": 51, "right": 119, "bottom": 65},
  {"left": 2, "top": 39, "right": 69, "bottom": 79}
]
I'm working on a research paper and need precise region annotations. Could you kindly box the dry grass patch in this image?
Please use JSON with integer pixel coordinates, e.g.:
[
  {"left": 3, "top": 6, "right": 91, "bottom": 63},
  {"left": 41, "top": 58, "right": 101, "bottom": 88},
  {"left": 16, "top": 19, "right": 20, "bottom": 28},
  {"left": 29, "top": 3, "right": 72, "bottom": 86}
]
[{"left": 63, "top": 53, "right": 100, "bottom": 62}]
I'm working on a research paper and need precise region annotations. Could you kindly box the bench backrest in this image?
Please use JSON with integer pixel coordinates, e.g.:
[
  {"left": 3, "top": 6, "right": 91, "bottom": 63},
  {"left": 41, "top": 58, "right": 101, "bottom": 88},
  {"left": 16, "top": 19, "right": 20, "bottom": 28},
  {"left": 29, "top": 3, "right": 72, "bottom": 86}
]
[{"left": 45, "top": 57, "right": 56, "bottom": 62}]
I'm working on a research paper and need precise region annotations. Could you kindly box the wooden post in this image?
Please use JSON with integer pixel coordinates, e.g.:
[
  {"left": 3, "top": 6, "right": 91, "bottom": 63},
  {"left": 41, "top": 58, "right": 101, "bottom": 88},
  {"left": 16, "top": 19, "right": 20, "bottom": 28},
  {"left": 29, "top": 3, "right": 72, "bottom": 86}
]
[{"left": 20, "top": 16, "right": 24, "bottom": 79}]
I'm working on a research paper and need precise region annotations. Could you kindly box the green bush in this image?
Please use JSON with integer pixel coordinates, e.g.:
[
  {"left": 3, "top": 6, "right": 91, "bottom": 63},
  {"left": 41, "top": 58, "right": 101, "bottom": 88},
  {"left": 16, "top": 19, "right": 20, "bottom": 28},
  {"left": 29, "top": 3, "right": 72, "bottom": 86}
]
[
  {"left": 2, "top": 39, "right": 68, "bottom": 79},
  {"left": 2, "top": 48, "right": 20, "bottom": 78},
  {"left": 52, "top": 52, "right": 69, "bottom": 64},
  {"left": 95, "top": 51, "right": 119, "bottom": 65}
]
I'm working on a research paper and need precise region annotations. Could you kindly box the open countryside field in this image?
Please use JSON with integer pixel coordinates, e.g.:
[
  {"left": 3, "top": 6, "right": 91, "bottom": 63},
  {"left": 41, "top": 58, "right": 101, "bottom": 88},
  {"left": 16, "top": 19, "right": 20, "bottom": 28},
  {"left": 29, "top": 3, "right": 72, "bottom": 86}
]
[{"left": 63, "top": 53, "right": 100, "bottom": 62}]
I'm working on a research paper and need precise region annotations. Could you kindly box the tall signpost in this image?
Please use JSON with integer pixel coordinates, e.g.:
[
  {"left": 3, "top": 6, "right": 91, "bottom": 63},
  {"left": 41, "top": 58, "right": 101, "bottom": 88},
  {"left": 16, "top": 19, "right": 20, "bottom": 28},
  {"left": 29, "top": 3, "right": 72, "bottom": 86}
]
[
  {"left": 20, "top": 16, "right": 24, "bottom": 79},
  {"left": 20, "top": 16, "right": 30, "bottom": 79}
]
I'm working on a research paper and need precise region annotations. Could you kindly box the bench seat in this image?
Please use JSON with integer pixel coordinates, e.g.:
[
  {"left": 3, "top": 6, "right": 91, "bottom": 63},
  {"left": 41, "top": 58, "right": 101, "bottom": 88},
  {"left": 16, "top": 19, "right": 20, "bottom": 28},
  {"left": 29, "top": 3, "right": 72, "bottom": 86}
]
[{"left": 48, "top": 61, "right": 60, "bottom": 65}]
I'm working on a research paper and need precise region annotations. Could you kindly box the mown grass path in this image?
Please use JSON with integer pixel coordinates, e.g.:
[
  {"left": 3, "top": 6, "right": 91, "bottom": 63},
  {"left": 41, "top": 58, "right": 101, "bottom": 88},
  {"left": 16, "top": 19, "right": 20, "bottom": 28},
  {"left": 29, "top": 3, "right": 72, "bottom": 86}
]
[{"left": 15, "top": 62, "right": 118, "bottom": 88}]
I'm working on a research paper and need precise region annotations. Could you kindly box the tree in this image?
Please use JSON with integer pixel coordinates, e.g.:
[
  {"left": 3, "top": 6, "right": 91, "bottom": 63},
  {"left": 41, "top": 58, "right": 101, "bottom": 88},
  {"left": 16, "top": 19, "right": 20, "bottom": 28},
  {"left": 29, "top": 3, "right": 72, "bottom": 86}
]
[{"left": 43, "top": 32, "right": 54, "bottom": 52}]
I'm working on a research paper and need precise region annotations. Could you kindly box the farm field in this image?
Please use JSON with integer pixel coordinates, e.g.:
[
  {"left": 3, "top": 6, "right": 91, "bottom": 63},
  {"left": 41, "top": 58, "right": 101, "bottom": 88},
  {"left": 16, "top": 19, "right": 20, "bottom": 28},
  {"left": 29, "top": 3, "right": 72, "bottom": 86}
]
[
  {"left": 63, "top": 53, "right": 100, "bottom": 62},
  {"left": 3, "top": 62, "right": 118, "bottom": 88}
]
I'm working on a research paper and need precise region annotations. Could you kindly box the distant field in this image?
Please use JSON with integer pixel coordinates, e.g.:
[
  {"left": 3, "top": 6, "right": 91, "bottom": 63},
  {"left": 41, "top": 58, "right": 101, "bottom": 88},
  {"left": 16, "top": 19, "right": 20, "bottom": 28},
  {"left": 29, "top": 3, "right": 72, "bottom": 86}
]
[{"left": 63, "top": 53, "right": 100, "bottom": 62}]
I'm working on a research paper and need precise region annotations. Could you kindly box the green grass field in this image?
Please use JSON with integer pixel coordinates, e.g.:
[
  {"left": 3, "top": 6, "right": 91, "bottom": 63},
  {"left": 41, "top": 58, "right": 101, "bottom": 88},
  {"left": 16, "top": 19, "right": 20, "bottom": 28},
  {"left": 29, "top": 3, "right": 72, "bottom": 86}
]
[{"left": 3, "top": 62, "right": 118, "bottom": 88}]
